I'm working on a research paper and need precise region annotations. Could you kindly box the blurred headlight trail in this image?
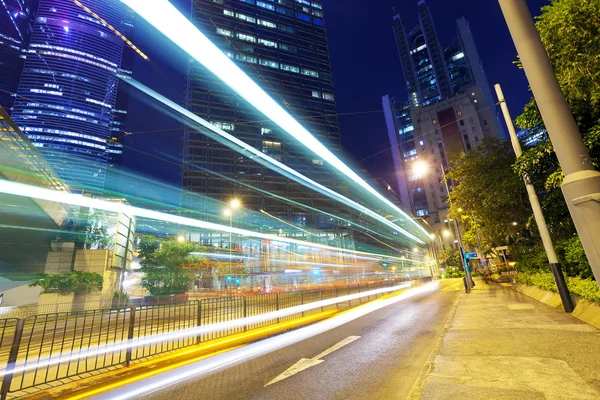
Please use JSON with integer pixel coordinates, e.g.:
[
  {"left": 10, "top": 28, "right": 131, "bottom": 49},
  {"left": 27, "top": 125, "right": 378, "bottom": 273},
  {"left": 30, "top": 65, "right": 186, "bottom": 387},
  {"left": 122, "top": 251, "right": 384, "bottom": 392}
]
[
  {"left": 120, "top": 0, "right": 431, "bottom": 243},
  {"left": 122, "top": 77, "right": 424, "bottom": 244},
  {"left": 0, "top": 180, "right": 414, "bottom": 260},
  {"left": 0, "top": 283, "right": 412, "bottom": 377},
  {"left": 90, "top": 283, "right": 439, "bottom": 400}
]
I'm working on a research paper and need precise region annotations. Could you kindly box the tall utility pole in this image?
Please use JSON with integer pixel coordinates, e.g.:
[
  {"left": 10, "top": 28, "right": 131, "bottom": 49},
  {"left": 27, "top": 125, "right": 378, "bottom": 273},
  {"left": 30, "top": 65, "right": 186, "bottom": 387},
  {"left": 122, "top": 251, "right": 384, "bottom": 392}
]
[
  {"left": 498, "top": 0, "right": 600, "bottom": 288},
  {"left": 495, "top": 84, "right": 574, "bottom": 312},
  {"left": 441, "top": 164, "right": 473, "bottom": 291}
]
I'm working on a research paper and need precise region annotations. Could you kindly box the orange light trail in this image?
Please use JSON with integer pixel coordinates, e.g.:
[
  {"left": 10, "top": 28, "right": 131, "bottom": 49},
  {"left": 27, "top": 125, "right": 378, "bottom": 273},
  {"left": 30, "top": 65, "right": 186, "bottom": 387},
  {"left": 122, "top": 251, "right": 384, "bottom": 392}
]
[{"left": 73, "top": 0, "right": 149, "bottom": 60}]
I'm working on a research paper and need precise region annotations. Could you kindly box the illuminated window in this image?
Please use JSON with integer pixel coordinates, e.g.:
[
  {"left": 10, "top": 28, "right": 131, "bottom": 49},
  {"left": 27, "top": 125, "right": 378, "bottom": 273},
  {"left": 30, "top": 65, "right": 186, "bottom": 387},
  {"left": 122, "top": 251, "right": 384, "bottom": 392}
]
[
  {"left": 258, "top": 19, "right": 276, "bottom": 28},
  {"left": 217, "top": 28, "right": 233, "bottom": 37},
  {"left": 257, "top": 1, "right": 275, "bottom": 10},
  {"left": 236, "top": 13, "right": 256, "bottom": 23},
  {"left": 223, "top": 9, "right": 234, "bottom": 17},
  {"left": 259, "top": 38, "right": 277, "bottom": 48},
  {"left": 236, "top": 33, "right": 257, "bottom": 43},
  {"left": 280, "top": 63, "right": 299, "bottom": 73}
]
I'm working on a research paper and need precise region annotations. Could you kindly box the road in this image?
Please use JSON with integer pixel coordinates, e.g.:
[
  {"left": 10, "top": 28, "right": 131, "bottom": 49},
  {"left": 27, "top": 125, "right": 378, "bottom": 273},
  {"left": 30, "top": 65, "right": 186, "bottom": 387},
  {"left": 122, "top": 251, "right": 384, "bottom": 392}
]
[{"left": 112, "top": 281, "right": 461, "bottom": 400}]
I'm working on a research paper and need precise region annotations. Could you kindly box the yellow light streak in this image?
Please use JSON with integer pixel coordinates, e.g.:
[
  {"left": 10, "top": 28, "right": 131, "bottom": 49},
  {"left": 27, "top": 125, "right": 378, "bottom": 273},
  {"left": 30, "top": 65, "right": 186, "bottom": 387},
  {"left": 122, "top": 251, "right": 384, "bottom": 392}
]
[{"left": 73, "top": 0, "right": 149, "bottom": 60}]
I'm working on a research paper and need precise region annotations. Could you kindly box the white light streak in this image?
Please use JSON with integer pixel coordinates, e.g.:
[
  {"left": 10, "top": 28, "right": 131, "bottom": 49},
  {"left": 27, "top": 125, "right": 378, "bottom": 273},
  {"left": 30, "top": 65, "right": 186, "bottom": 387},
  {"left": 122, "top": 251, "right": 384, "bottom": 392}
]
[
  {"left": 120, "top": 0, "right": 430, "bottom": 242},
  {"left": 90, "top": 283, "right": 438, "bottom": 399},
  {"left": 0, "top": 180, "right": 420, "bottom": 261},
  {"left": 122, "top": 78, "right": 424, "bottom": 244},
  {"left": 0, "top": 282, "right": 411, "bottom": 377}
]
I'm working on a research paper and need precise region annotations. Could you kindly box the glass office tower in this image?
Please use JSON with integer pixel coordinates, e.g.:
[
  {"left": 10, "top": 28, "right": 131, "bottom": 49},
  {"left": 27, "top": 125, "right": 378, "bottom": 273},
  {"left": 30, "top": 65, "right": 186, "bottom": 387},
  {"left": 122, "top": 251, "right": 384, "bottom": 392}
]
[
  {"left": 186, "top": 0, "right": 344, "bottom": 230},
  {"left": 10, "top": 0, "right": 131, "bottom": 193},
  {"left": 0, "top": 0, "right": 36, "bottom": 111}
]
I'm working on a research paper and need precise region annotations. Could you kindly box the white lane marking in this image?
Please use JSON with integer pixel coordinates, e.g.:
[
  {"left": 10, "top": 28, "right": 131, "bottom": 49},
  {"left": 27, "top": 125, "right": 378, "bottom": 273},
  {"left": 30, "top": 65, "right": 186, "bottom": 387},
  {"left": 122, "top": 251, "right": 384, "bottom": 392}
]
[{"left": 265, "top": 336, "right": 360, "bottom": 387}]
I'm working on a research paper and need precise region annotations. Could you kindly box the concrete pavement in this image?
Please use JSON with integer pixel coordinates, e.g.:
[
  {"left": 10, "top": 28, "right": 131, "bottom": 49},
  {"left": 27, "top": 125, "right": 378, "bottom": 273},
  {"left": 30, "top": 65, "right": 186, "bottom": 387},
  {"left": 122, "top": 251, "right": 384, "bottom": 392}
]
[{"left": 414, "top": 281, "right": 600, "bottom": 399}]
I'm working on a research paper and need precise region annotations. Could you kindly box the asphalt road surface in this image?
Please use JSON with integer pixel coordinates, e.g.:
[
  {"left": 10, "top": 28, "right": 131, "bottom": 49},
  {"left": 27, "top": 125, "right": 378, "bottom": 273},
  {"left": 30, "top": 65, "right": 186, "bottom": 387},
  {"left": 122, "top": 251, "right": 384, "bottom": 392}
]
[{"left": 139, "top": 283, "right": 460, "bottom": 400}]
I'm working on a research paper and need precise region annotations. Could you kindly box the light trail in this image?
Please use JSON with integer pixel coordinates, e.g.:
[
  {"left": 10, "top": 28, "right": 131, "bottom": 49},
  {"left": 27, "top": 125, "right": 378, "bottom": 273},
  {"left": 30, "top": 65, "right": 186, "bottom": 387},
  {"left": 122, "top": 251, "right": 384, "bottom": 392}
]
[
  {"left": 260, "top": 209, "right": 317, "bottom": 237},
  {"left": 0, "top": 283, "right": 412, "bottom": 378},
  {"left": 89, "top": 282, "right": 438, "bottom": 400},
  {"left": 74, "top": 0, "right": 149, "bottom": 60},
  {"left": 0, "top": 179, "right": 423, "bottom": 269},
  {"left": 122, "top": 77, "right": 425, "bottom": 245},
  {"left": 118, "top": 0, "right": 431, "bottom": 242}
]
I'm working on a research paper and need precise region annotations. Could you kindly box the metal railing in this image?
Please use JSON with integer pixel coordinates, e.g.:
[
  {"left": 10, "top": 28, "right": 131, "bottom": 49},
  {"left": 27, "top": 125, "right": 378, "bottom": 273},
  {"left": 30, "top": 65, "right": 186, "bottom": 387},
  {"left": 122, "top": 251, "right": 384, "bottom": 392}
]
[{"left": 0, "top": 280, "right": 410, "bottom": 398}]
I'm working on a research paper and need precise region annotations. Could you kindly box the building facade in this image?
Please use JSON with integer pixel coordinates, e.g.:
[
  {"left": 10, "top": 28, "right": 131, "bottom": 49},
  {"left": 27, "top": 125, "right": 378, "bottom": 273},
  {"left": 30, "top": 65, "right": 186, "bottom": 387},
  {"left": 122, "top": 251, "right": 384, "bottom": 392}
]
[
  {"left": 185, "top": 0, "right": 345, "bottom": 233},
  {"left": 10, "top": 0, "right": 132, "bottom": 193},
  {"left": 0, "top": 0, "right": 36, "bottom": 111},
  {"left": 384, "top": 1, "right": 504, "bottom": 244}
]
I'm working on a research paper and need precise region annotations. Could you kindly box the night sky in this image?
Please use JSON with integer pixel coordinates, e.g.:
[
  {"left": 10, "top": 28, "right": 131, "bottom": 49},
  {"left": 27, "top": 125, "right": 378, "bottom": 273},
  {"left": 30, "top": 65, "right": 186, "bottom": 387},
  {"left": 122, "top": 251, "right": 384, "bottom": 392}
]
[{"left": 121, "top": 0, "right": 550, "bottom": 187}]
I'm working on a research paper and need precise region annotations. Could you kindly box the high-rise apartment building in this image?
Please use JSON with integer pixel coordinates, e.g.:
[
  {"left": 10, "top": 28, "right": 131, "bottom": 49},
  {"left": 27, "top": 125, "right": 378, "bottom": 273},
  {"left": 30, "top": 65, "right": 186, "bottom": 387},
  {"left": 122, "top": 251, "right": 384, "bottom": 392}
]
[
  {"left": 10, "top": 0, "right": 132, "bottom": 193},
  {"left": 384, "top": 1, "right": 505, "bottom": 242},
  {"left": 185, "top": 0, "right": 344, "bottom": 232},
  {"left": 0, "top": 0, "right": 36, "bottom": 111}
]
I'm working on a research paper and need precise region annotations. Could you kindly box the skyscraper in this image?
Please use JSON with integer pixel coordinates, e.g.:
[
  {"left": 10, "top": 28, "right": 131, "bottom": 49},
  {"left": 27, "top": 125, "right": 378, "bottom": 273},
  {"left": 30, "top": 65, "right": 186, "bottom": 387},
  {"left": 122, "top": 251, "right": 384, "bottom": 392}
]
[
  {"left": 0, "top": 0, "right": 36, "bottom": 111},
  {"left": 10, "top": 0, "right": 132, "bottom": 193},
  {"left": 384, "top": 1, "right": 505, "bottom": 242},
  {"left": 185, "top": 0, "right": 344, "bottom": 231}
]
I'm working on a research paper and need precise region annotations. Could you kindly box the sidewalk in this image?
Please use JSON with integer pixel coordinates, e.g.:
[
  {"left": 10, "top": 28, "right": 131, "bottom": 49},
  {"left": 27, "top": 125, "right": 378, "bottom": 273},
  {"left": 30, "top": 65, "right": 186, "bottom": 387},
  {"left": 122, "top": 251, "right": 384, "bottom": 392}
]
[{"left": 415, "top": 280, "right": 600, "bottom": 399}]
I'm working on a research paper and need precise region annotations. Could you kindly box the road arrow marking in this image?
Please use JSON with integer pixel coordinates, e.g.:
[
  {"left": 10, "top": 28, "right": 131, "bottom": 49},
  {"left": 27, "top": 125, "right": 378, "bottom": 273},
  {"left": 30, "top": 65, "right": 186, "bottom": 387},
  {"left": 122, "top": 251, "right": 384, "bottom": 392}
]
[{"left": 265, "top": 336, "right": 360, "bottom": 387}]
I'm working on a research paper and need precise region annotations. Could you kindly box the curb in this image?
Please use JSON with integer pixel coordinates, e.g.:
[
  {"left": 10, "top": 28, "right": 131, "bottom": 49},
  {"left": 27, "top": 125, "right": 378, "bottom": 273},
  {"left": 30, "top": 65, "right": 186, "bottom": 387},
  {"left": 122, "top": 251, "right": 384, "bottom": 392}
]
[{"left": 406, "top": 295, "right": 460, "bottom": 399}]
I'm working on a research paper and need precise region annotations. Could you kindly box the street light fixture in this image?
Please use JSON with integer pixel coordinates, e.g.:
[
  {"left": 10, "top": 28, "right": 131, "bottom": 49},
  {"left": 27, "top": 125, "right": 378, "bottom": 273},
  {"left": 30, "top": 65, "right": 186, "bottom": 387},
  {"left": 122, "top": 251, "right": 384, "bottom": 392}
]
[
  {"left": 412, "top": 161, "right": 428, "bottom": 178},
  {"left": 177, "top": 235, "right": 185, "bottom": 242},
  {"left": 443, "top": 230, "right": 451, "bottom": 237},
  {"left": 223, "top": 207, "right": 235, "bottom": 290},
  {"left": 230, "top": 198, "right": 241, "bottom": 209},
  {"left": 512, "top": 221, "right": 518, "bottom": 226}
]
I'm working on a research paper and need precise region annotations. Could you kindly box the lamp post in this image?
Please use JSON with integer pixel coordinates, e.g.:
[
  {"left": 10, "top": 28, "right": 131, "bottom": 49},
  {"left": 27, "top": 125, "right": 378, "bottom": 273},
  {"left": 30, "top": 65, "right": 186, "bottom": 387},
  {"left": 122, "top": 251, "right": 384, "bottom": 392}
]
[
  {"left": 498, "top": 0, "right": 600, "bottom": 287},
  {"left": 223, "top": 198, "right": 241, "bottom": 291}
]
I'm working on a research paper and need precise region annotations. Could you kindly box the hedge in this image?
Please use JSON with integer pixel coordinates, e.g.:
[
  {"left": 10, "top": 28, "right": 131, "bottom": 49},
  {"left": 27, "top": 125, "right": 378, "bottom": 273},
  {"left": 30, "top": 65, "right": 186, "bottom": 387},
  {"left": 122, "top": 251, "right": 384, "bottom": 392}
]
[{"left": 516, "top": 272, "right": 600, "bottom": 303}]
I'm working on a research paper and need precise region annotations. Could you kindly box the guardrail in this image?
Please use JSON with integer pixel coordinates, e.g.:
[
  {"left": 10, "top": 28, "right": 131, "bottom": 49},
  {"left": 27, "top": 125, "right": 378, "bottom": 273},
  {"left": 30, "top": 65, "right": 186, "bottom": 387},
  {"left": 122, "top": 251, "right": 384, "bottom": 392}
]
[{"left": 0, "top": 279, "right": 412, "bottom": 398}]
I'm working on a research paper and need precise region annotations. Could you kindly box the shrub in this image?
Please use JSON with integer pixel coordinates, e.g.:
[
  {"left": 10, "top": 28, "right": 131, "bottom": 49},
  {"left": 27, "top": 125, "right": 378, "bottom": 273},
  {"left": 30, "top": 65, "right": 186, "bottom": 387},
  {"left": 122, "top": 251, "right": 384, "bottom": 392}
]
[
  {"left": 516, "top": 272, "right": 600, "bottom": 303},
  {"left": 451, "top": 272, "right": 459, "bottom": 278},
  {"left": 29, "top": 271, "right": 103, "bottom": 294}
]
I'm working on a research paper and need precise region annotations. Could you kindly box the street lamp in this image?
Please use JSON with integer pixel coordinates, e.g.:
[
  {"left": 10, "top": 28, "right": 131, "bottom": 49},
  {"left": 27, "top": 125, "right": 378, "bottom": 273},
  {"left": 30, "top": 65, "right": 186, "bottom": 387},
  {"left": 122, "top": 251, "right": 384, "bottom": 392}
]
[
  {"left": 512, "top": 221, "right": 518, "bottom": 226},
  {"left": 443, "top": 230, "right": 451, "bottom": 237},
  {"left": 223, "top": 208, "right": 233, "bottom": 289},
  {"left": 177, "top": 235, "right": 185, "bottom": 242},
  {"left": 230, "top": 198, "right": 241, "bottom": 210},
  {"left": 412, "top": 161, "right": 429, "bottom": 178}
]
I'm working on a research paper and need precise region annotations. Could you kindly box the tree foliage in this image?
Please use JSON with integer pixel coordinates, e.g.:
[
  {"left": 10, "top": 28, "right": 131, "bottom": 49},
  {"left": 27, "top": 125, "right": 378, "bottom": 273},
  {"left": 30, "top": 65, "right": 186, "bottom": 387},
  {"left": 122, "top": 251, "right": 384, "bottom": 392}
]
[
  {"left": 514, "top": 0, "right": 600, "bottom": 199},
  {"left": 138, "top": 237, "right": 206, "bottom": 297},
  {"left": 59, "top": 210, "right": 112, "bottom": 250},
  {"left": 29, "top": 271, "right": 103, "bottom": 294},
  {"left": 510, "top": 0, "right": 598, "bottom": 279},
  {"left": 445, "top": 138, "right": 531, "bottom": 252},
  {"left": 442, "top": 248, "right": 461, "bottom": 269}
]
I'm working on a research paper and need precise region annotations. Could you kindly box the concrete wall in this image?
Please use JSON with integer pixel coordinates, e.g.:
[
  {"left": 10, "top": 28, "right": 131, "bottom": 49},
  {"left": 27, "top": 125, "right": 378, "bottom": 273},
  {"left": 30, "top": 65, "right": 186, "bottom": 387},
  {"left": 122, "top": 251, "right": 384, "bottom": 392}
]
[
  {"left": 41, "top": 248, "right": 121, "bottom": 309},
  {"left": 0, "top": 283, "right": 41, "bottom": 307}
]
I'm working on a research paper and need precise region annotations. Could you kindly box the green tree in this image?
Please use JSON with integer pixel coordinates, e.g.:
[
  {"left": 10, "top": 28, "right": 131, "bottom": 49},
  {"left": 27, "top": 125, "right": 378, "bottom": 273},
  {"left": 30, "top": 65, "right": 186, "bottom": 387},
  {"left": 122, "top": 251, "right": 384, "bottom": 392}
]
[
  {"left": 514, "top": 0, "right": 600, "bottom": 225},
  {"left": 442, "top": 248, "right": 461, "bottom": 269},
  {"left": 511, "top": 0, "right": 598, "bottom": 279},
  {"left": 29, "top": 271, "right": 103, "bottom": 294},
  {"left": 59, "top": 210, "right": 112, "bottom": 249},
  {"left": 445, "top": 138, "right": 531, "bottom": 252},
  {"left": 139, "top": 238, "right": 206, "bottom": 297}
]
